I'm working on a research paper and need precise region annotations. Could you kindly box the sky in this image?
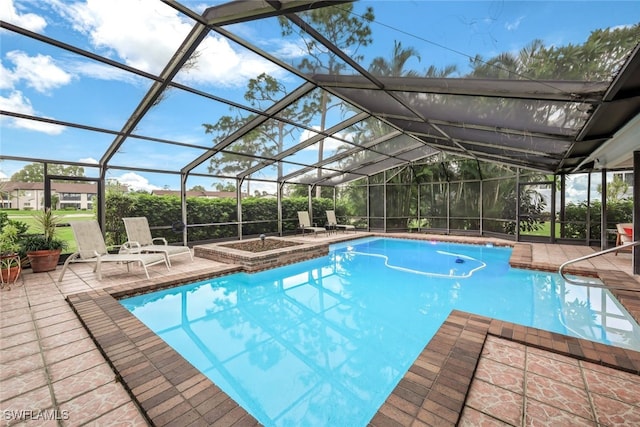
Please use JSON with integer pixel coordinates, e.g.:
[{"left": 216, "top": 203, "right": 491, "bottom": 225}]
[{"left": 1, "top": 0, "right": 639, "bottom": 194}]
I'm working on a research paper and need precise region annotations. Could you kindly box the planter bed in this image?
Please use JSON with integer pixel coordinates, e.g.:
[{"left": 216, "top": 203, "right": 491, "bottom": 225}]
[{"left": 193, "top": 237, "right": 329, "bottom": 272}]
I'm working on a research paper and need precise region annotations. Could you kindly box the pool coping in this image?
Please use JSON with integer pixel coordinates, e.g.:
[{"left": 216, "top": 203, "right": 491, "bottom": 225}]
[{"left": 65, "top": 239, "right": 640, "bottom": 426}]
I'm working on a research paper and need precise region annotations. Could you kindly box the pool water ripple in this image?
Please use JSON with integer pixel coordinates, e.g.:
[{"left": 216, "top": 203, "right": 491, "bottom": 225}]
[{"left": 121, "top": 237, "right": 640, "bottom": 426}]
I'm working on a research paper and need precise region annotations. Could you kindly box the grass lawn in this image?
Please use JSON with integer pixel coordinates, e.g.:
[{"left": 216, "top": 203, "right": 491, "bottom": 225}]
[
  {"left": 2, "top": 210, "right": 95, "bottom": 254},
  {"left": 520, "top": 221, "right": 556, "bottom": 237}
]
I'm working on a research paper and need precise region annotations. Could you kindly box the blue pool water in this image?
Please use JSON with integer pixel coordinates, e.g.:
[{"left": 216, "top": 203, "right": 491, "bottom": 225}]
[{"left": 121, "top": 237, "right": 640, "bottom": 426}]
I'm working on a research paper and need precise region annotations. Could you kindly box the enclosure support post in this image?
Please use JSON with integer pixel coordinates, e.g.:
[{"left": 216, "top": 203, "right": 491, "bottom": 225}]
[
  {"left": 180, "top": 173, "right": 188, "bottom": 246},
  {"left": 601, "top": 170, "right": 608, "bottom": 250},
  {"left": 366, "top": 176, "right": 370, "bottom": 232},
  {"left": 237, "top": 178, "right": 243, "bottom": 240},
  {"left": 383, "top": 171, "right": 387, "bottom": 233},
  {"left": 277, "top": 182, "right": 284, "bottom": 237},
  {"left": 586, "top": 173, "right": 593, "bottom": 246},
  {"left": 633, "top": 151, "right": 639, "bottom": 275},
  {"left": 515, "top": 169, "right": 520, "bottom": 241},
  {"left": 479, "top": 180, "right": 483, "bottom": 236}
]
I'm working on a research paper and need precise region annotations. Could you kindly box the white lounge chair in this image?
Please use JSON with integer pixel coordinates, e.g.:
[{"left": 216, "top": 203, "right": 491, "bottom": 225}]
[
  {"left": 326, "top": 210, "right": 356, "bottom": 233},
  {"left": 58, "top": 220, "right": 169, "bottom": 281},
  {"left": 297, "top": 211, "right": 326, "bottom": 236},
  {"left": 615, "top": 223, "right": 633, "bottom": 256},
  {"left": 122, "top": 217, "right": 193, "bottom": 267}
]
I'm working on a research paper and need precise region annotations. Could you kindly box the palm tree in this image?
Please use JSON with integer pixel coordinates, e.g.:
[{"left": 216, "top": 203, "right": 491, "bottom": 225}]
[{"left": 369, "top": 41, "right": 421, "bottom": 77}]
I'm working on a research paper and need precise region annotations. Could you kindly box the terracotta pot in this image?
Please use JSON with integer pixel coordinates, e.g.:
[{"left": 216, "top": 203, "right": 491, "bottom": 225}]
[
  {"left": 1, "top": 264, "right": 21, "bottom": 284},
  {"left": 27, "top": 249, "right": 62, "bottom": 273}
]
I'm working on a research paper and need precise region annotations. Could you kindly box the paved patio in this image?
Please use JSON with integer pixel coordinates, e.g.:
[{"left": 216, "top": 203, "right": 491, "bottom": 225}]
[{"left": 1, "top": 233, "right": 639, "bottom": 426}]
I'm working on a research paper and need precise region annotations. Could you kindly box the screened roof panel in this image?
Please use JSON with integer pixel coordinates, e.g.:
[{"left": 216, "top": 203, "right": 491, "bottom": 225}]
[
  {"left": 243, "top": 162, "right": 279, "bottom": 181},
  {"left": 222, "top": 117, "right": 310, "bottom": 156},
  {"left": 313, "top": 74, "right": 610, "bottom": 100},
  {"left": 2, "top": 0, "right": 639, "bottom": 189},
  {"left": 349, "top": 157, "right": 409, "bottom": 177},
  {"left": 382, "top": 119, "right": 442, "bottom": 139},
  {"left": 400, "top": 94, "right": 591, "bottom": 135},
  {"left": 291, "top": 167, "right": 353, "bottom": 185},
  {"left": 172, "top": 33, "right": 309, "bottom": 109},
  {"left": 414, "top": 135, "right": 461, "bottom": 150},
  {"left": 329, "top": 88, "right": 420, "bottom": 119},
  {"left": 332, "top": 119, "right": 396, "bottom": 147},
  {"left": 2, "top": 0, "right": 195, "bottom": 76},
  {"left": 274, "top": 87, "right": 362, "bottom": 130},
  {"left": 395, "top": 145, "right": 440, "bottom": 162},
  {"left": 333, "top": 149, "right": 384, "bottom": 171},
  {"left": 225, "top": 14, "right": 366, "bottom": 78},
  {"left": 1, "top": 124, "right": 116, "bottom": 165},
  {"left": 189, "top": 161, "right": 220, "bottom": 178},
  {"left": 329, "top": 86, "right": 592, "bottom": 136},
  {"left": 279, "top": 160, "right": 314, "bottom": 179},
  {"left": 284, "top": 139, "right": 345, "bottom": 167},
  {"left": 459, "top": 143, "right": 562, "bottom": 163},
  {"left": 313, "top": 172, "right": 364, "bottom": 187},
  {"left": 134, "top": 87, "right": 243, "bottom": 150},
  {"left": 200, "top": 151, "right": 260, "bottom": 178},
  {"left": 470, "top": 150, "right": 558, "bottom": 169},
  {"left": 368, "top": 134, "right": 424, "bottom": 156},
  {"left": 435, "top": 125, "right": 573, "bottom": 155},
  {"left": 109, "top": 137, "right": 211, "bottom": 171},
  {"left": 0, "top": 33, "right": 154, "bottom": 132}
]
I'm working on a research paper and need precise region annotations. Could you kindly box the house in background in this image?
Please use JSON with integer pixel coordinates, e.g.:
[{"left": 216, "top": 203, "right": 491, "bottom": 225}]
[{"left": 0, "top": 182, "right": 98, "bottom": 210}]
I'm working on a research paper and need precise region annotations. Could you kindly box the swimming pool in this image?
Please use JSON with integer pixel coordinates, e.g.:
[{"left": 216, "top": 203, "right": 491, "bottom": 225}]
[{"left": 121, "top": 237, "right": 640, "bottom": 426}]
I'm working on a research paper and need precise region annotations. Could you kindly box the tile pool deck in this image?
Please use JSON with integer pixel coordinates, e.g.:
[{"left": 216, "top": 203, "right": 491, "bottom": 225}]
[{"left": 0, "top": 232, "right": 638, "bottom": 426}]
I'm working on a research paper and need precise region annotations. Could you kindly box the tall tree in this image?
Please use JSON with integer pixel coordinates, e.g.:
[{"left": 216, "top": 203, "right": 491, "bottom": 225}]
[
  {"left": 369, "top": 41, "right": 421, "bottom": 77},
  {"left": 279, "top": 4, "right": 375, "bottom": 197},
  {"left": 203, "top": 73, "right": 317, "bottom": 195},
  {"left": 214, "top": 182, "right": 236, "bottom": 192},
  {"left": 469, "top": 25, "right": 640, "bottom": 80},
  {"left": 598, "top": 175, "right": 630, "bottom": 204},
  {"left": 11, "top": 163, "right": 85, "bottom": 182}
]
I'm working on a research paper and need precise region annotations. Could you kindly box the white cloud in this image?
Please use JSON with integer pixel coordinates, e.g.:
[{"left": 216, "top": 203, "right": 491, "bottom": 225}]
[
  {"left": 300, "top": 127, "right": 351, "bottom": 153},
  {"left": 5, "top": 50, "right": 72, "bottom": 94},
  {"left": 79, "top": 157, "right": 99, "bottom": 164},
  {"left": 505, "top": 16, "right": 524, "bottom": 31},
  {"left": 46, "top": 0, "right": 183, "bottom": 74},
  {"left": 66, "top": 60, "right": 142, "bottom": 85},
  {"left": 267, "top": 39, "right": 308, "bottom": 60},
  {"left": 0, "top": 60, "right": 17, "bottom": 90},
  {"left": 46, "top": 0, "right": 281, "bottom": 87},
  {"left": 177, "top": 35, "right": 283, "bottom": 87},
  {"left": 0, "top": 0, "right": 47, "bottom": 32},
  {"left": 112, "top": 172, "right": 160, "bottom": 192},
  {"left": 0, "top": 91, "right": 65, "bottom": 134}
]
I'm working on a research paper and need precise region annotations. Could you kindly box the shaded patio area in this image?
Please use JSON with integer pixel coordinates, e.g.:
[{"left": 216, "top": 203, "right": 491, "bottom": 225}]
[{"left": 1, "top": 233, "right": 639, "bottom": 426}]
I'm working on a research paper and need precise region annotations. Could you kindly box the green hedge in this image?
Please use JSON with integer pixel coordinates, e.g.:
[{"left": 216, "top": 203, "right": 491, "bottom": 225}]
[
  {"left": 562, "top": 199, "right": 632, "bottom": 240},
  {"left": 104, "top": 193, "right": 346, "bottom": 245}
]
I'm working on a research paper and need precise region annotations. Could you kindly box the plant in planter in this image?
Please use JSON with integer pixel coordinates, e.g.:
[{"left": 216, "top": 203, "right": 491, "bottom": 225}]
[
  {"left": 0, "top": 223, "right": 23, "bottom": 285},
  {"left": 21, "top": 208, "right": 67, "bottom": 273},
  {"left": 407, "top": 218, "right": 427, "bottom": 232}
]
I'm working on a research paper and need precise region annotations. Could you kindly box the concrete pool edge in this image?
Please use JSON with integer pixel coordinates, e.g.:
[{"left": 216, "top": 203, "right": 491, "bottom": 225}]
[{"left": 63, "top": 238, "right": 640, "bottom": 426}]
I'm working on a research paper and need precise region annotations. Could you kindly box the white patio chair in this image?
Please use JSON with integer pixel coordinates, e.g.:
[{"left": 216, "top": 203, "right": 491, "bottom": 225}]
[
  {"left": 58, "top": 220, "right": 169, "bottom": 281},
  {"left": 297, "top": 211, "right": 326, "bottom": 237},
  {"left": 615, "top": 223, "right": 633, "bottom": 256},
  {"left": 326, "top": 210, "right": 356, "bottom": 233},
  {"left": 122, "top": 217, "right": 193, "bottom": 267}
]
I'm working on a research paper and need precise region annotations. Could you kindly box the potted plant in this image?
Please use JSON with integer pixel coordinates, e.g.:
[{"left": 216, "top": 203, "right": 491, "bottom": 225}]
[
  {"left": 0, "top": 223, "right": 22, "bottom": 284},
  {"left": 21, "top": 208, "right": 67, "bottom": 273}
]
